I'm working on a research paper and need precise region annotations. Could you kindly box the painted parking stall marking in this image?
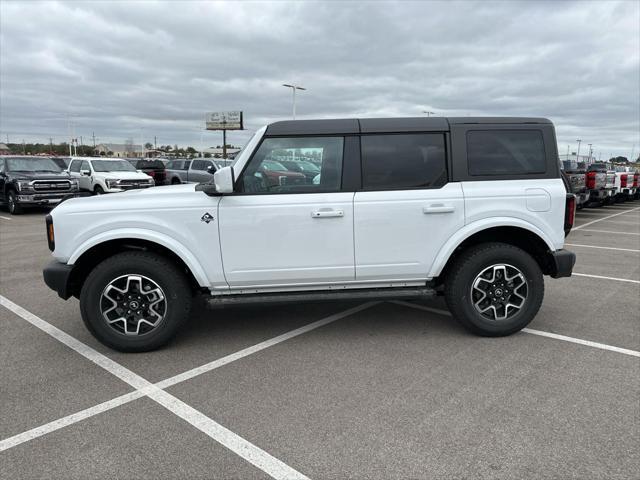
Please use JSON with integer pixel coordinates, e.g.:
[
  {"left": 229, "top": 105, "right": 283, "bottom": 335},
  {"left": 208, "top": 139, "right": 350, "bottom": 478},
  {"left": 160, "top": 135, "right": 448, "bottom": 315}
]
[
  {"left": 572, "top": 272, "right": 640, "bottom": 284},
  {"left": 391, "top": 300, "right": 640, "bottom": 358},
  {"left": 573, "top": 206, "right": 640, "bottom": 230},
  {"left": 0, "top": 294, "right": 311, "bottom": 480},
  {"left": 0, "top": 296, "right": 377, "bottom": 457},
  {"left": 565, "top": 243, "right": 640, "bottom": 253}
]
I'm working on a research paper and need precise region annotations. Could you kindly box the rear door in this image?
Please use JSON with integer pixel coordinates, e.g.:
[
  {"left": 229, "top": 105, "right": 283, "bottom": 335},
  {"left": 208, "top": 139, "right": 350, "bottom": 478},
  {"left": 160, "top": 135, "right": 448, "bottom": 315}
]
[
  {"left": 353, "top": 132, "right": 464, "bottom": 281},
  {"left": 218, "top": 135, "right": 355, "bottom": 288}
]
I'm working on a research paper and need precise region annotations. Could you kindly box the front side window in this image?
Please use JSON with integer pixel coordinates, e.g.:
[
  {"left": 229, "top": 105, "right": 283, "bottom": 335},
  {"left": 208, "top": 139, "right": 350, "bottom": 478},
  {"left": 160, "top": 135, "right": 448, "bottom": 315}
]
[
  {"left": 191, "top": 160, "right": 205, "bottom": 170},
  {"left": 467, "top": 130, "right": 546, "bottom": 176},
  {"left": 361, "top": 133, "right": 447, "bottom": 190},
  {"left": 240, "top": 136, "right": 344, "bottom": 194},
  {"left": 80, "top": 160, "right": 91, "bottom": 172},
  {"left": 69, "top": 160, "right": 81, "bottom": 173}
]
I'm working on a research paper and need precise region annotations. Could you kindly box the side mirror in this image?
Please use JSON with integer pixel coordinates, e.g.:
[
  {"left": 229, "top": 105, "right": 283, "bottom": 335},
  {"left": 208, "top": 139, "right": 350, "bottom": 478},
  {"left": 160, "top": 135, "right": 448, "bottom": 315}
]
[
  {"left": 81, "top": 169, "right": 91, "bottom": 176},
  {"left": 213, "top": 166, "right": 234, "bottom": 194}
]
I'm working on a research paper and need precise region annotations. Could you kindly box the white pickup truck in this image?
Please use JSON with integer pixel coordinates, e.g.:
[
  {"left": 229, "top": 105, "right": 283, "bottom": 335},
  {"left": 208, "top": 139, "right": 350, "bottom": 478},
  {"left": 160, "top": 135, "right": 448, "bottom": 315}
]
[{"left": 43, "top": 117, "right": 576, "bottom": 351}]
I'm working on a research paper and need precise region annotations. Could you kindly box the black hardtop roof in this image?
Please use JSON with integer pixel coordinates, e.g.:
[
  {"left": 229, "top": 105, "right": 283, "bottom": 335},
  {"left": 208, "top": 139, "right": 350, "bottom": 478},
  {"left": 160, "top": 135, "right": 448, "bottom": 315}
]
[{"left": 265, "top": 117, "right": 552, "bottom": 136}]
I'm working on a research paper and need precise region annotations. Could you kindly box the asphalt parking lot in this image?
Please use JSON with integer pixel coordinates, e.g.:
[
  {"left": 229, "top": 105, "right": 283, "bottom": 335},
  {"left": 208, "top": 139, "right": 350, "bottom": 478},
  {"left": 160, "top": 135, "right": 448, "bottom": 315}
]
[{"left": 1, "top": 204, "right": 638, "bottom": 479}]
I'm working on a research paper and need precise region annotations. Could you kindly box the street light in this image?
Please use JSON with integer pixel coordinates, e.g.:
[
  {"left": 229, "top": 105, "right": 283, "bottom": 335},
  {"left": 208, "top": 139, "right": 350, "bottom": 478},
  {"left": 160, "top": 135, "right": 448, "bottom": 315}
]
[
  {"left": 423, "top": 111, "right": 435, "bottom": 117},
  {"left": 282, "top": 84, "right": 306, "bottom": 120},
  {"left": 576, "top": 139, "right": 582, "bottom": 162},
  {"left": 587, "top": 143, "right": 593, "bottom": 163}
]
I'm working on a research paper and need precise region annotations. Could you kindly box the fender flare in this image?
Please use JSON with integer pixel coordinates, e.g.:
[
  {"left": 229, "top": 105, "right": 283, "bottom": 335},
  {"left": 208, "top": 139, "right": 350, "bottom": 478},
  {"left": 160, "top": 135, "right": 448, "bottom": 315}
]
[
  {"left": 67, "top": 228, "right": 210, "bottom": 287},
  {"left": 426, "top": 217, "right": 556, "bottom": 278}
]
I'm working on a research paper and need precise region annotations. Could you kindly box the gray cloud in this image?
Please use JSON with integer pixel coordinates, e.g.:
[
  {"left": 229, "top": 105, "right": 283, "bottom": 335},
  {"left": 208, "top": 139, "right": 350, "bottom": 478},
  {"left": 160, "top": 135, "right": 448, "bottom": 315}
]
[{"left": 1, "top": 0, "right": 638, "bottom": 158}]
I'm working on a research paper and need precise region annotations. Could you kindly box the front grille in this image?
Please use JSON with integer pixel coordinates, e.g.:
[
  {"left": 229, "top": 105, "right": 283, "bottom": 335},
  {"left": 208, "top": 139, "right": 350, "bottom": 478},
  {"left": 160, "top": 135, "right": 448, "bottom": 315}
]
[{"left": 33, "top": 180, "right": 72, "bottom": 192}]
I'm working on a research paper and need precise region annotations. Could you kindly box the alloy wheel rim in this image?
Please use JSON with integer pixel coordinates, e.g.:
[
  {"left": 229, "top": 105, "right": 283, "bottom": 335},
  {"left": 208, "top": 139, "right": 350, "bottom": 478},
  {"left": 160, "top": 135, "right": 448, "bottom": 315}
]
[
  {"left": 100, "top": 274, "right": 167, "bottom": 336},
  {"left": 470, "top": 263, "right": 527, "bottom": 321}
]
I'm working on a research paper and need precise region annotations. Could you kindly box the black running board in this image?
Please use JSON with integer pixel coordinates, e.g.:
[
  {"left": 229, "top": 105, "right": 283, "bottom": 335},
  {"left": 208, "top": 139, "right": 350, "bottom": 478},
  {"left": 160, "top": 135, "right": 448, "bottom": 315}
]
[{"left": 206, "top": 286, "right": 437, "bottom": 306}]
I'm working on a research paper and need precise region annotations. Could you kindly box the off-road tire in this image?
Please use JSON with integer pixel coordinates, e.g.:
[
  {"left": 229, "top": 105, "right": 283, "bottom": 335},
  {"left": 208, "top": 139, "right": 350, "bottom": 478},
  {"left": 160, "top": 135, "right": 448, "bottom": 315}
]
[
  {"left": 80, "top": 251, "right": 192, "bottom": 352},
  {"left": 444, "top": 242, "right": 544, "bottom": 337}
]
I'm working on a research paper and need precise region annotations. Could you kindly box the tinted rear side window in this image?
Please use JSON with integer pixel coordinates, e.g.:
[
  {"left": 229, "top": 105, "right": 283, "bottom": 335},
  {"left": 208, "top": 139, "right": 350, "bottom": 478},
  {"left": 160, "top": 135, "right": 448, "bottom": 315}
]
[
  {"left": 467, "top": 130, "right": 546, "bottom": 176},
  {"left": 361, "top": 133, "right": 447, "bottom": 190}
]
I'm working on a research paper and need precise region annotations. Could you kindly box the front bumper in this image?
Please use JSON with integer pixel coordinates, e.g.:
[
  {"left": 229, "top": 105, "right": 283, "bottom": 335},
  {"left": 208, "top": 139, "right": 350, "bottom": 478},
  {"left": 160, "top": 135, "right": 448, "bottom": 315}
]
[
  {"left": 16, "top": 192, "right": 75, "bottom": 205},
  {"left": 43, "top": 260, "right": 74, "bottom": 300},
  {"left": 549, "top": 249, "right": 576, "bottom": 279}
]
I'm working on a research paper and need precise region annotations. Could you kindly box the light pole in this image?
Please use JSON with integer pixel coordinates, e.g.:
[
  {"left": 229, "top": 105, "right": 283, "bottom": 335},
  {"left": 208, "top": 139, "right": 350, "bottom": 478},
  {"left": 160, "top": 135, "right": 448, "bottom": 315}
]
[
  {"left": 423, "top": 111, "right": 434, "bottom": 117},
  {"left": 575, "top": 139, "right": 582, "bottom": 162},
  {"left": 282, "top": 84, "right": 306, "bottom": 120},
  {"left": 588, "top": 143, "right": 592, "bottom": 163}
]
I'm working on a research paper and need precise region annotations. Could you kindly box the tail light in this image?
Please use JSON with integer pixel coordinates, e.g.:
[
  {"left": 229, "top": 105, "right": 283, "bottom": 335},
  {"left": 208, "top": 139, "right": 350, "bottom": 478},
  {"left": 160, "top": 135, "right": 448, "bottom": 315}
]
[
  {"left": 586, "top": 171, "right": 596, "bottom": 189},
  {"left": 620, "top": 174, "right": 627, "bottom": 188},
  {"left": 45, "top": 214, "right": 55, "bottom": 251},
  {"left": 148, "top": 171, "right": 155, "bottom": 177},
  {"left": 634, "top": 174, "right": 639, "bottom": 187},
  {"left": 564, "top": 194, "right": 576, "bottom": 236}
]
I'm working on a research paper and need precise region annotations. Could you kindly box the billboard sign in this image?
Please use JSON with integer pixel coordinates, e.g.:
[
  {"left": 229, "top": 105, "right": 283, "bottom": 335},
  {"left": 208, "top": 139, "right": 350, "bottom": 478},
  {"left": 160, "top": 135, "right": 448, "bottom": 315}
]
[{"left": 206, "top": 111, "right": 243, "bottom": 130}]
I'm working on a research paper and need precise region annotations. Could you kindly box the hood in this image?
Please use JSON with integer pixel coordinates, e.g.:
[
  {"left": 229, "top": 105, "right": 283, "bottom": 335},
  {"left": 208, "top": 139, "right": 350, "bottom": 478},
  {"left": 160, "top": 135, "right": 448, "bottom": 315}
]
[
  {"left": 52, "top": 183, "right": 200, "bottom": 215},
  {"left": 9, "top": 171, "right": 72, "bottom": 181}
]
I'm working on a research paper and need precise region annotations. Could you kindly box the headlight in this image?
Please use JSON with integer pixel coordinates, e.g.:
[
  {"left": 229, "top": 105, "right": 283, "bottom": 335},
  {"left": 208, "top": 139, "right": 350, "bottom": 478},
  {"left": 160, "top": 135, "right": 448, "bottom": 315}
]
[
  {"left": 105, "top": 179, "right": 120, "bottom": 189},
  {"left": 17, "top": 180, "right": 33, "bottom": 191},
  {"left": 69, "top": 179, "right": 79, "bottom": 188},
  {"left": 147, "top": 178, "right": 155, "bottom": 186}
]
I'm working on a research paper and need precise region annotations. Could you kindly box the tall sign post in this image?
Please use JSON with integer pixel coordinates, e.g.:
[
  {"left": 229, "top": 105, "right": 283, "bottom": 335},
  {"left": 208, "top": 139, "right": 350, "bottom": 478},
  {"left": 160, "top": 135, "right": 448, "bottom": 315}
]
[{"left": 205, "top": 111, "right": 243, "bottom": 159}]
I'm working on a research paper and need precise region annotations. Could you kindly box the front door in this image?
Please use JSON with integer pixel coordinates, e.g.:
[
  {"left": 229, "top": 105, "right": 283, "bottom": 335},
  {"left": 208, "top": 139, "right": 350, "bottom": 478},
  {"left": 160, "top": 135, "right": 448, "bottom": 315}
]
[
  {"left": 354, "top": 132, "right": 465, "bottom": 281},
  {"left": 218, "top": 135, "right": 354, "bottom": 288}
]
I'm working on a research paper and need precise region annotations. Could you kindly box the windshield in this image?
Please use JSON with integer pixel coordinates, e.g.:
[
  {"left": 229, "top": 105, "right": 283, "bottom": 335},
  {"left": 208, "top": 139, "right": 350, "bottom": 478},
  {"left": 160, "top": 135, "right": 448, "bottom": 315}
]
[
  {"left": 91, "top": 160, "right": 137, "bottom": 172},
  {"left": 6, "top": 157, "right": 62, "bottom": 173}
]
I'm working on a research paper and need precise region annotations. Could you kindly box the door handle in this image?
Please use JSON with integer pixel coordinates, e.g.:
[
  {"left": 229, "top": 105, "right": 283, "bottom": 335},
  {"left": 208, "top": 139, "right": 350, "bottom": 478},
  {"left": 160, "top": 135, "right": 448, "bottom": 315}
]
[
  {"left": 311, "top": 209, "right": 344, "bottom": 218},
  {"left": 423, "top": 204, "right": 455, "bottom": 214}
]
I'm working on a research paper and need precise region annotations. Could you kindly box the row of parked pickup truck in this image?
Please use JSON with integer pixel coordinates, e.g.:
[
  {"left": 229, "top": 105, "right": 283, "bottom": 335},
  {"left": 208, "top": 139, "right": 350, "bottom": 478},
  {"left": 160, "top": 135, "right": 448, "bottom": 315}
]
[{"left": 561, "top": 161, "right": 640, "bottom": 208}]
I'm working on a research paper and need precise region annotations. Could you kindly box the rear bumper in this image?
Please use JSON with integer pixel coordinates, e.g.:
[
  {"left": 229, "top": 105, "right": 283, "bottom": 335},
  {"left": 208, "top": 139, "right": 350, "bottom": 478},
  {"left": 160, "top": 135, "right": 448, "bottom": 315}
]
[
  {"left": 550, "top": 249, "right": 576, "bottom": 279},
  {"left": 43, "top": 260, "right": 74, "bottom": 300}
]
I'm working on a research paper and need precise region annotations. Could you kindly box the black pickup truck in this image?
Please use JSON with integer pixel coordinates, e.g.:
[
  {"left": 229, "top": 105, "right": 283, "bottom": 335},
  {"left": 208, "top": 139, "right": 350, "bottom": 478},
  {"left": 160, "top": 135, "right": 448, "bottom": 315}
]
[{"left": 0, "top": 156, "right": 79, "bottom": 214}]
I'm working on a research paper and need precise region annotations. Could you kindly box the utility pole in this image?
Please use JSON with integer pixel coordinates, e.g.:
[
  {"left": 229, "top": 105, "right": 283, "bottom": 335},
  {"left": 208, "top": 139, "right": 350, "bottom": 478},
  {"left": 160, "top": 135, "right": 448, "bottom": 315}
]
[
  {"left": 154, "top": 135, "right": 157, "bottom": 150},
  {"left": 587, "top": 144, "right": 592, "bottom": 163},
  {"left": 566, "top": 145, "right": 570, "bottom": 160},
  {"left": 282, "top": 84, "right": 306, "bottom": 120},
  {"left": 576, "top": 139, "right": 582, "bottom": 163},
  {"left": 22, "top": 140, "right": 26, "bottom": 155},
  {"left": 92, "top": 132, "right": 96, "bottom": 148},
  {"left": 423, "top": 111, "right": 435, "bottom": 117},
  {"left": 49, "top": 137, "right": 54, "bottom": 155}
]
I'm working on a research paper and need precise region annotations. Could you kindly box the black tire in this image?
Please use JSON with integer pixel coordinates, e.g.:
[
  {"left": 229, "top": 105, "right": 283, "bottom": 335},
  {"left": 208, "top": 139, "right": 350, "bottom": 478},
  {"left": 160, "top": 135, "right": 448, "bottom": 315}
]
[
  {"left": 444, "top": 242, "right": 544, "bottom": 337},
  {"left": 94, "top": 185, "right": 105, "bottom": 195},
  {"left": 80, "top": 251, "right": 192, "bottom": 352},
  {"left": 171, "top": 177, "right": 181, "bottom": 185},
  {"left": 7, "top": 190, "right": 23, "bottom": 214}
]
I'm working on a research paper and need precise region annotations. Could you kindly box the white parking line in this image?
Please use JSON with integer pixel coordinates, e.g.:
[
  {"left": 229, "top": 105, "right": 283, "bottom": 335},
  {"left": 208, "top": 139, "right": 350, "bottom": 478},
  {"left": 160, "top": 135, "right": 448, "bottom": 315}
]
[
  {"left": 573, "top": 206, "right": 640, "bottom": 230},
  {"left": 0, "top": 297, "right": 376, "bottom": 458},
  {"left": 565, "top": 243, "right": 640, "bottom": 253},
  {"left": 576, "top": 229, "right": 640, "bottom": 236},
  {"left": 572, "top": 272, "right": 640, "bottom": 284},
  {"left": 0, "top": 294, "right": 314, "bottom": 479},
  {"left": 391, "top": 300, "right": 640, "bottom": 357},
  {"left": 0, "top": 215, "right": 11, "bottom": 220}
]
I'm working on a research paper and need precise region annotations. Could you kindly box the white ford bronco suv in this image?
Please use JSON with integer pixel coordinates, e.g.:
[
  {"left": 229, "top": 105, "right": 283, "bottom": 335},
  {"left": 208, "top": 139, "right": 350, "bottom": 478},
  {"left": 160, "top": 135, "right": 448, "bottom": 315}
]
[{"left": 43, "top": 117, "right": 576, "bottom": 352}]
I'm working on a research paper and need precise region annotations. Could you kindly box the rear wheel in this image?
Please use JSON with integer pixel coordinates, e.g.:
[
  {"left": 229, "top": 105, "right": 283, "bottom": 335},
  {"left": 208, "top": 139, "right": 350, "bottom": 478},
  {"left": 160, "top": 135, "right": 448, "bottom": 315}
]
[
  {"left": 80, "top": 251, "right": 192, "bottom": 352},
  {"left": 171, "top": 177, "right": 181, "bottom": 185},
  {"left": 444, "top": 242, "right": 544, "bottom": 336},
  {"left": 7, "top": 190, "right": 22, "bottom": 214}
]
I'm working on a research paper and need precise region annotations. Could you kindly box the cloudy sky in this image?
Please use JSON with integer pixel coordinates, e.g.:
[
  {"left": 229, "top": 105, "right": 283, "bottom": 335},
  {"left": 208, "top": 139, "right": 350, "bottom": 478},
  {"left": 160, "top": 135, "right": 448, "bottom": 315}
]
[{"left": 1, "top": 0, "right": 638, "bottom": 158}]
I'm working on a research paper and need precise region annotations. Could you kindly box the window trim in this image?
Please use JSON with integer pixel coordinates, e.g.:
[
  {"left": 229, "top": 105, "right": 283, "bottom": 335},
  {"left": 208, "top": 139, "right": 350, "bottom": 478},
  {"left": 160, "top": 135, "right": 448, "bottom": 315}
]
[
  {"left": 466, "top": 129, "right": 547, "bottom": 177},
  {"left": 233, "top": 134, "right": 350, "bottom": 196},
  {"left": 359, "top": 132, "right": 450, "bottom": 192}
]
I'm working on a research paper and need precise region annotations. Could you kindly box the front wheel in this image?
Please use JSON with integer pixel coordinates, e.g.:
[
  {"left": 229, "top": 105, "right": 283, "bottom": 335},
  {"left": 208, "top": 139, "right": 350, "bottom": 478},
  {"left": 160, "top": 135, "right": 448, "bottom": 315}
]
[
  {"left": 94, "top": 185, "right": 105, "bottom": 195},
  {"left": 80, "top": 251, "right": 193, "bottom": 352},
  {"left": 444, "top": 242, "right": 544, "bottom": 336},
  {"left": 8, "top": 190, "right": 23, "bottom": 214}
]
